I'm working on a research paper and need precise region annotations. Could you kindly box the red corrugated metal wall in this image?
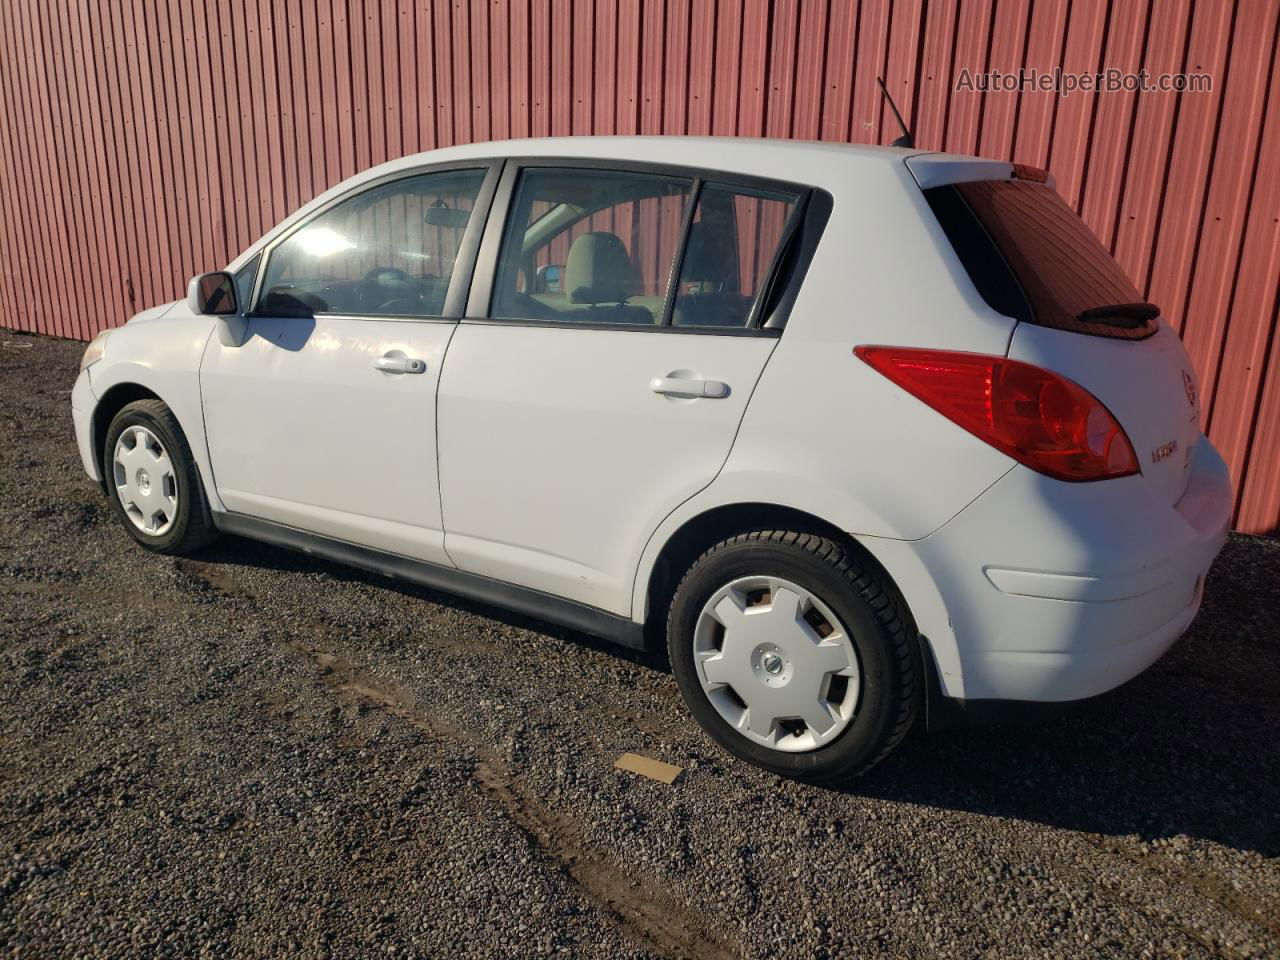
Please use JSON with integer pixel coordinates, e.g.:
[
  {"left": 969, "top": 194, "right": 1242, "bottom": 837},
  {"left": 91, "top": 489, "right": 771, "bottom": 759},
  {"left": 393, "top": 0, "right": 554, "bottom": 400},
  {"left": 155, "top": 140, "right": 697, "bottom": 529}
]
[{"left": 0, "top": 0, "right": 1277, "bottom": 532}]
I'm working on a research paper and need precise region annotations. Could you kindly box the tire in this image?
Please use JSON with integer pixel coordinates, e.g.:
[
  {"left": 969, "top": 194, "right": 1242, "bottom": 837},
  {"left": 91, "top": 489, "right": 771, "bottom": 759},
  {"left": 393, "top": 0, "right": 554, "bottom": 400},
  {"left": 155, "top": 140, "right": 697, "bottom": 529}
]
[
  {"left": 667, "top": 530, "right": 919, "bottom": 782},
  {"left": 103, "top": 399, "right": 218, "bottom": 555}
]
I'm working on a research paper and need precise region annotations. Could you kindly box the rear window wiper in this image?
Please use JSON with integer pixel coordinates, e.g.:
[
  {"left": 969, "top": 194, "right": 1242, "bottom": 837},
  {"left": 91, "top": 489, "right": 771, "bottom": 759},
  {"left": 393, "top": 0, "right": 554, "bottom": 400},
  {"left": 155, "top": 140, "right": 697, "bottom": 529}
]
[{"left": 1077, "top": 301, "right": 1161, "bottom": 329}]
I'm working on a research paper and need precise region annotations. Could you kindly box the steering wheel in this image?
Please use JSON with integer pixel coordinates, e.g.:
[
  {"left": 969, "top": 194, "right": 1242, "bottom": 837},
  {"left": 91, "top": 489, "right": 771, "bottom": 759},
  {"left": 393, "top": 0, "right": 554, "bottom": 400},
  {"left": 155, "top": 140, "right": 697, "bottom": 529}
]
[
  {"left": 360, "top": 267, "right": 421, "bottom": 313},
  {"left": 376, "top": 298, "right": 423, "bottom": 314},
  {"left": 362, "top": 267, "right": 413, "bottom": 285}
]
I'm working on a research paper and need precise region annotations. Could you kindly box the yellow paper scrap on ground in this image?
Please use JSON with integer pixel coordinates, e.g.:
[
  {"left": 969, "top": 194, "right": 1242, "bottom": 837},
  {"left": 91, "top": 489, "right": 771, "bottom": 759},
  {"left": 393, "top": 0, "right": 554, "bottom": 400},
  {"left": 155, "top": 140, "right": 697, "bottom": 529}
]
[{"left": 614, "top": 752, "right": 683, "bottom": 784}]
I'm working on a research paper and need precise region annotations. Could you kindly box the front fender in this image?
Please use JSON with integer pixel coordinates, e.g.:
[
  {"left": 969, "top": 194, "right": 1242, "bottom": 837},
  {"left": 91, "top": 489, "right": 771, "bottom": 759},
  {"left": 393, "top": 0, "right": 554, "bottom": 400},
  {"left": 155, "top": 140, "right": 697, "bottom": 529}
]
[{"left": 88, "top": 310, "right": 222, "bottom": 511}]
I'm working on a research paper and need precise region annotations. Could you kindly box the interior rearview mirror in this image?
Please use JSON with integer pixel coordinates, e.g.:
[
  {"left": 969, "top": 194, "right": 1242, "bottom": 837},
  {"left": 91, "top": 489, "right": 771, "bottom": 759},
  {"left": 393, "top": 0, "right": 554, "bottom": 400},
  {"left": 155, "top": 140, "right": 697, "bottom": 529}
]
[
  {"left": 187, "top": 271, "right": 238, "bottom": 316},
  {"left": 423, "top": 206, "right": 472, "bottom": 229}
]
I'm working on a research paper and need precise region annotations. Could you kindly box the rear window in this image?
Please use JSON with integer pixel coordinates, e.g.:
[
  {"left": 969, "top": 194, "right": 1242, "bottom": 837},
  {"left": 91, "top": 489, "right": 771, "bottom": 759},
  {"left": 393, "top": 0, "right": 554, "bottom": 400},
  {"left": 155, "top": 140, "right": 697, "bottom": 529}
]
[{"left": 925, "top": 179, "right": 1157, "bottom": 340}]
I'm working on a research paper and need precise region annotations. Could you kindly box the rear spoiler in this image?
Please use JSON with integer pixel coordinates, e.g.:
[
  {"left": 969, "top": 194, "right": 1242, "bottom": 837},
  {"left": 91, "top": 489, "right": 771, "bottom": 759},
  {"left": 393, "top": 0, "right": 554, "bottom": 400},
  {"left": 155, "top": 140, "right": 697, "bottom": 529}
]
[{"left": 904, "top": 153, "right": 1057, "bottom": 191}]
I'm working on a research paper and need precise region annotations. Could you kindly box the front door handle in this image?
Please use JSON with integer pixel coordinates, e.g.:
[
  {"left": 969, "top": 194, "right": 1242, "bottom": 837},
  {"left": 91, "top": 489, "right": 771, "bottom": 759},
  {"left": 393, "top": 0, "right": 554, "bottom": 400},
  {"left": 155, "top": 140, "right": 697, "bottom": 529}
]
[
  {"left": 650, "top": 376, "right": 730, "bottom": 399},
  {"left": 375, "top": 354, "right": 427, "bottom": 375}
]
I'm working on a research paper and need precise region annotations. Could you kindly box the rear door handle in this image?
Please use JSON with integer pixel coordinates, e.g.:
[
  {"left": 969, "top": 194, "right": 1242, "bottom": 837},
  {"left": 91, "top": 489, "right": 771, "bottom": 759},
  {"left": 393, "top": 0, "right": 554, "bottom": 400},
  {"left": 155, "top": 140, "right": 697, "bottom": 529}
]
[
  {"left": 375, "top": 355, "right": 427, "bottom": 375},
  {"left": 650, "top": 376, "right": 729, "bottom": 399}
]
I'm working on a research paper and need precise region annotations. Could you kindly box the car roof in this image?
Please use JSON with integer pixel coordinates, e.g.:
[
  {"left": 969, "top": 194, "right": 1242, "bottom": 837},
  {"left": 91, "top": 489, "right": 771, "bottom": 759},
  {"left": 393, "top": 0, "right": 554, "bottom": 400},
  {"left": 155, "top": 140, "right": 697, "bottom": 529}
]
[
  {"left": 379, "top": 135, "right": 924, "bottom": 184},
  {"left": 228, "top": 137, "right": 979, "bottom": 272}
]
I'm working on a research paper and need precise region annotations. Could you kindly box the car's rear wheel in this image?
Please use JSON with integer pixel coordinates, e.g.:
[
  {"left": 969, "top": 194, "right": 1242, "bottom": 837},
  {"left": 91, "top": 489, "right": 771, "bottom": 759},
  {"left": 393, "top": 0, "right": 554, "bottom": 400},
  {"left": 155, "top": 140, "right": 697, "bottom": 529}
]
[
  {"left": 103, "top": 399, "right": 217, "bottom": 554},
  {"left": 667, "top": 530, "right": 919, "bottom": 781}
]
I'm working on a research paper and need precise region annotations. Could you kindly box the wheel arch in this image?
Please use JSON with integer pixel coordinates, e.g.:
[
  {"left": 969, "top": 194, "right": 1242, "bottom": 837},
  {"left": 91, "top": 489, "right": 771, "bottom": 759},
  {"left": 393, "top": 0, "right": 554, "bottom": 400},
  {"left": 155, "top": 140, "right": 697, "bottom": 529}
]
[
  {"left": 91, "top": 382, "right": 165, "bottom": 491},
  {"left": 636, "top": 501, "right": 918, "bottom": 653}
]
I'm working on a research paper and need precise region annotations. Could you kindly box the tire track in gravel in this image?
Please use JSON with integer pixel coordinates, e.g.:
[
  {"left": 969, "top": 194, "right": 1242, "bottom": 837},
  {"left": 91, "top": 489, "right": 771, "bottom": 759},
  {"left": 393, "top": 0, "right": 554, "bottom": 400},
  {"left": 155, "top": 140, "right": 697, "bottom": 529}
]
[
  {"left": 1089, "top": 836, "right": 1280, "bottom": 944},
  {"left": 172, "top": 557, "right": 740, "bottom": 960},
  {"left": 1040, "top": 840, "right": 1245, "bottom": 960}
]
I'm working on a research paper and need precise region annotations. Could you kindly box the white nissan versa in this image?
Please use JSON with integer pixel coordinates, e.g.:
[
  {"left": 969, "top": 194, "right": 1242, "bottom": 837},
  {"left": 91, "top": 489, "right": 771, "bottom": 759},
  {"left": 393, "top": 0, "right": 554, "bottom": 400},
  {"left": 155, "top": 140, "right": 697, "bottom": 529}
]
[{"left": 72, "top": 137, "right": 1230, "bottom": 780}]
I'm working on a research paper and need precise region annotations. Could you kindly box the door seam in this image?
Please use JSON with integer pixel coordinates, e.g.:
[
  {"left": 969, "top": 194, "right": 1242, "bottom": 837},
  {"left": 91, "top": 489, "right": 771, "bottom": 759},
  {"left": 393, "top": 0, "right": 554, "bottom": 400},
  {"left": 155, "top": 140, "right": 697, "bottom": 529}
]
[
  {"left": 436, "top": 319, "right": 462, "bottom": 569},
  {"left": 625, "top": 335, "right": 784, "bottom": 622}
]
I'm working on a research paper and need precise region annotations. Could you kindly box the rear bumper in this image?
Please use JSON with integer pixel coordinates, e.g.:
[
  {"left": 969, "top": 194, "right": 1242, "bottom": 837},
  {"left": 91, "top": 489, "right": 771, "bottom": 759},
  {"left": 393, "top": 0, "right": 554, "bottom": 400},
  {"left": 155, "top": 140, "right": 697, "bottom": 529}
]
[
  {"left": 868, "top": 435, "right": 1230, "bottom": 707},
  {"left": 71, "top": 367, "right": 101, "bottom": 483},
  {"left": 919, "top": 639, "right": 1084, "bottom": 730},
  {"left": 918, "top": 579, "right": 1203, "bottom": 729},
  {"left": 958, "top": 548, "right": 1212, "bottom": 703}
]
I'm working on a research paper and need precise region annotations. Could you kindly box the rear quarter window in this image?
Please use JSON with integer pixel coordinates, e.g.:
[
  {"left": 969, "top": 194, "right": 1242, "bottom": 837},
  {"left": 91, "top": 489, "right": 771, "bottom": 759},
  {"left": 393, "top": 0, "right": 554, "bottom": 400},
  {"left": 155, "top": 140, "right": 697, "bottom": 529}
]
[{"left": 925, "top": 179, "right": 1156, "bottom": 340}]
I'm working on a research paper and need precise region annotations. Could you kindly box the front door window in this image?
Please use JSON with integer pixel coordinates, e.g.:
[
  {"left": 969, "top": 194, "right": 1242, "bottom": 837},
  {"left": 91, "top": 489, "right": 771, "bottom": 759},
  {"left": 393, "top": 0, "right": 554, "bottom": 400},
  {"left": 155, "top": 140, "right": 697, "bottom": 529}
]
[{"left": 257, "top": 168, "right": 488, "bottom": 318}]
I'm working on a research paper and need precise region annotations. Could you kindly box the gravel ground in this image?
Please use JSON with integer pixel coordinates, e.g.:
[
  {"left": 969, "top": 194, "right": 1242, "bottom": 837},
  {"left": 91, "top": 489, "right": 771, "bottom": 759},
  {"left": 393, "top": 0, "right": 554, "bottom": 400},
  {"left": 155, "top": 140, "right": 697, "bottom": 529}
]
[{"left": 1, "top": 332, "right": 1277, "bottom": 959}]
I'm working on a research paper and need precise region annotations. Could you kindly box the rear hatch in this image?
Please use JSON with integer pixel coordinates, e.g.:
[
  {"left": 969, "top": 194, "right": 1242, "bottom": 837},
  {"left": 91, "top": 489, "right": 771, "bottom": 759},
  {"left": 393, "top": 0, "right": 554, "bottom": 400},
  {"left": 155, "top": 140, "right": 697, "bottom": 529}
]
[{"left": 908, "top": 157, "right": 1202, "bottom": 503}]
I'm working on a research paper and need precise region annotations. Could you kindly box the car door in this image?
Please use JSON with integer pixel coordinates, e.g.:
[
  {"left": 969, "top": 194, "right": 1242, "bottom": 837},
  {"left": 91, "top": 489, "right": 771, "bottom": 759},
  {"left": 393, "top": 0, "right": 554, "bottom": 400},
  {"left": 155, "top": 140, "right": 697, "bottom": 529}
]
[
  {"left": 437, "top": 162, "right": 807, "bottom": 615},
  {"left": 200, "top": 164, "right": 498, "bottom": 565}
]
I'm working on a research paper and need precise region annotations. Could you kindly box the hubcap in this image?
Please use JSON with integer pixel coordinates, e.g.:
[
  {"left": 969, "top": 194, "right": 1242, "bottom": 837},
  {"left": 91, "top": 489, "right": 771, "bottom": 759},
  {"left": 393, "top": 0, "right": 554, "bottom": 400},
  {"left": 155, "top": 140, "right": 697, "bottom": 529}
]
[
  {"left": 693, "top": 576, "right": 860, "bottom": 753},
  {"left": 112, "top": 425, "right": 178, "bottom": 536}
]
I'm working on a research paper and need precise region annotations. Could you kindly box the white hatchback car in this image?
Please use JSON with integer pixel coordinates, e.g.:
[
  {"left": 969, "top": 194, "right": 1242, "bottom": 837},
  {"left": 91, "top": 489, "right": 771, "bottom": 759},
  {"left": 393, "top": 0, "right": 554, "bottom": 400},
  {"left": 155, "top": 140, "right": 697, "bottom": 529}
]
[{"left": 72, "top": 137, "right": 1230, "bottom": 781}]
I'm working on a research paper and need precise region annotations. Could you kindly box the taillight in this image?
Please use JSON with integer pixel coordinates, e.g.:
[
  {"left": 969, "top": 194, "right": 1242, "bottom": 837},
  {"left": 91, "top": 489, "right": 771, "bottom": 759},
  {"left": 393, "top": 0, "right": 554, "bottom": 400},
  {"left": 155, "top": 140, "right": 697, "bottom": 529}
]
[{"left": 855, "top": 346, "right": 1139, "bottom": 482}]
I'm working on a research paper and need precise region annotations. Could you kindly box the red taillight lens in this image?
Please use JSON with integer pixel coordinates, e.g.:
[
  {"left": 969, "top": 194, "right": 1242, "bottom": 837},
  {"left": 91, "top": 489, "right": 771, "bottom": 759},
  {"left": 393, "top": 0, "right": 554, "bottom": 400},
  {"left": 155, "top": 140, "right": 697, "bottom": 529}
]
[{"left": 855, "top": 346, "right": 1140, "bottom": 482}]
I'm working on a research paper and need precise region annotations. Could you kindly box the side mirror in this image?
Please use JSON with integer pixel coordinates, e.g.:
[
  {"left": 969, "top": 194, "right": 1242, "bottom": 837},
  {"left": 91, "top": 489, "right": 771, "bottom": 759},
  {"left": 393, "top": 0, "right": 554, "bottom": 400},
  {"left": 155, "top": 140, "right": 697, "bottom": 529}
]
[
  {"left": 535, "top": 264, "right": 565, "bottom": 295},
  {"left": 187, "top": 271, "right": 238, "bottom": 316}
]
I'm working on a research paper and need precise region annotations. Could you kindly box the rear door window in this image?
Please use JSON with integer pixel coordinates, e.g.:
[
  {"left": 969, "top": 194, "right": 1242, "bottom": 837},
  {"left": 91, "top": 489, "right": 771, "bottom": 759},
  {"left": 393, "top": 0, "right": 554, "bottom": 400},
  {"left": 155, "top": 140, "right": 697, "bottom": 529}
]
[
  {"left": 671, "top": 183, "right": 799, "bottom": 328},
  {"left": 489, "top": 166, "right": 804, "bottom": 329},
  {"left": 491, "top": 167, "right": 694, "bottom": 325},
  {"left": 925, "top": 178, "right": 1156, "bottom": 339}
]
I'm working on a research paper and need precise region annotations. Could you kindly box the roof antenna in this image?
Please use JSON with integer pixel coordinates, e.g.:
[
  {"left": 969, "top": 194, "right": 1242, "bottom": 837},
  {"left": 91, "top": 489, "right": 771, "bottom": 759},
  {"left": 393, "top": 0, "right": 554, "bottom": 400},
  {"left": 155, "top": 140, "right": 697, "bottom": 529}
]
[{"left": 877, "top": 76, "right": 914, "bottom": 148}]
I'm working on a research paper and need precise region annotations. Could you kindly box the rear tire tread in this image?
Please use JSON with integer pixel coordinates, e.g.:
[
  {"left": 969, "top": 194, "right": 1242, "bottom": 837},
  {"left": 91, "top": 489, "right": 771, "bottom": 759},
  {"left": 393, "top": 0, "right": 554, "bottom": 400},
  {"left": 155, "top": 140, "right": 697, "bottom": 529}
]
[{"left": 668, "top": 529, "right": 919, "bottom": 781}]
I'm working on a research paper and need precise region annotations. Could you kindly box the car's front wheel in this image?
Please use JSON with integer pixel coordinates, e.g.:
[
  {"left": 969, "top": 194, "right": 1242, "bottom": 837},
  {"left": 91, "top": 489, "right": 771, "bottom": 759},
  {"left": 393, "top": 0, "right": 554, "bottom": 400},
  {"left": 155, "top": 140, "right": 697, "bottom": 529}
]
[
  {"left": 103, "top": 399, "right": 217, "bottom": 555},
  {"left": 667, "top": 530, "right": 919, "bottom": 781}
]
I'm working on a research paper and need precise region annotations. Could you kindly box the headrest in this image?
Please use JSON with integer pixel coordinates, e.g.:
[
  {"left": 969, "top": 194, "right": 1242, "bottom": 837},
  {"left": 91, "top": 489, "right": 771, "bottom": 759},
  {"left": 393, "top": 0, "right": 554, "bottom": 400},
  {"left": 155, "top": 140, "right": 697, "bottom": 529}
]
[{"left": 565, "top": 232, "right": 637, "bottom": 304}]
